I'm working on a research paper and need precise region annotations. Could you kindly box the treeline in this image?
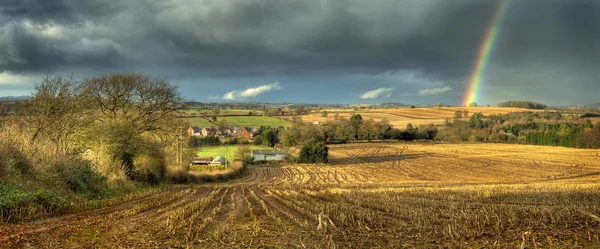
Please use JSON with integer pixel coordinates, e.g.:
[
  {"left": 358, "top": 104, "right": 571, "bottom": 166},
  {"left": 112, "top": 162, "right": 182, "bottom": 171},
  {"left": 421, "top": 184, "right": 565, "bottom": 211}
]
[
  {"left": 245, "top": 114, "right": 438, "bottom": 148},
  {"left": 436, "top": 111, "right": 600, "bottom": 149},
  {"left": 0, "top": 73, "right": 194, "bottom": 221},
  {"left": 498, "top": 101, "right": 547, "bottom": 110}
]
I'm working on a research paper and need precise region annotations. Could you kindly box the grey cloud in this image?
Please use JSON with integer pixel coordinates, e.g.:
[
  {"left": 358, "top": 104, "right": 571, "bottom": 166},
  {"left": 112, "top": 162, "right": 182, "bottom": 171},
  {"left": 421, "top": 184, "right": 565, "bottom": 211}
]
[{"left": 0, "top": 0, "right": 599, "bottom": 104}]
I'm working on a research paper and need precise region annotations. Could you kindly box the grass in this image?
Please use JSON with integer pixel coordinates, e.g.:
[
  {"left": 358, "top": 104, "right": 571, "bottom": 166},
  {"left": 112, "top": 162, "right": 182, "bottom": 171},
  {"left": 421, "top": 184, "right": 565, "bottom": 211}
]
[
  {"left": 180, "top": 109, "right": 253, "bottom": 115},
  {"left": 179, "top": 117, "right": 215, "bottom": 127},
  {"left": 219, "top": 116, "right": 290, "bottom": 127},
  {"left": 178, "top": 116, "right": 290, "bottom": 128},
  {"left": 194, "top": 145, "right": 272, "bottom": 163}
]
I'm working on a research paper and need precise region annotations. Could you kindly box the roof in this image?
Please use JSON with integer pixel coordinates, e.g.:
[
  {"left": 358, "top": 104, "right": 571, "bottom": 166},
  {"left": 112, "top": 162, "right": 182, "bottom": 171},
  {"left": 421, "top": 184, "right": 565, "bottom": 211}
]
[
  {"left": 190, "top": 126, "right": 201, "bottom": 132},
  {"left": 252, "top": 150, "right": 286, "bottom": 155},
  {"left": 212, "top": 156, "right": 226, "bottom": 163}
]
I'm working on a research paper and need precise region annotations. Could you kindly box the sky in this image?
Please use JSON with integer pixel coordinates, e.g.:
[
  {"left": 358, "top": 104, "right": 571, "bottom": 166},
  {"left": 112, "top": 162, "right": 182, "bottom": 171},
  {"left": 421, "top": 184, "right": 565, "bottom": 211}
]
[{"left": 0, "top": 0, "right": 599, "bottom": 106}]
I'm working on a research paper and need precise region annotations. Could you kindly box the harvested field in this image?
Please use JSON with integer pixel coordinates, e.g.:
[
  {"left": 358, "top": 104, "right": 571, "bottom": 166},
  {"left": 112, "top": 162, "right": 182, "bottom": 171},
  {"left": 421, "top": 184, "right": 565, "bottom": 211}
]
[
  {"left": 2, "top": 143, "right": 600, "bottom": 248},
  {"left": 323, "top": 107, "right": 544, "bottom": 119},
  {"left": 298, "top": 112, "right": 446, "bottom": 128}
]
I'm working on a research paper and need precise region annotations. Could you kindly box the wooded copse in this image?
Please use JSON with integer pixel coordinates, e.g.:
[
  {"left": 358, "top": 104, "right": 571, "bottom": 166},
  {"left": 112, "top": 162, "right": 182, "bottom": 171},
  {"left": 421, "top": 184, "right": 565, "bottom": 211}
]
[
  {"left": 0, "top": 73, "right": 194, "bottom": 221},
  {"left": 497, "top": 101, "right": 548, "bottom": 109},
  {"left": 437, "top": 110, "right": 600, "bottom": 148}
]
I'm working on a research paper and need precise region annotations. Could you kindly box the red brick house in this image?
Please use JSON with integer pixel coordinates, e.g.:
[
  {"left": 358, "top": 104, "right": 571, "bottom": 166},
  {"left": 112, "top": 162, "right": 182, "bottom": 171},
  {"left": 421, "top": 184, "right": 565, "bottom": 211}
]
[
  {"left": 239, "top": 127, "right": 255, "bottom": 139},
  {"left": 187, "top": 126, "right": 201, "bottom": 136},
  {"left": 201, "top": 127, "right": 217, "bottom": 136}
]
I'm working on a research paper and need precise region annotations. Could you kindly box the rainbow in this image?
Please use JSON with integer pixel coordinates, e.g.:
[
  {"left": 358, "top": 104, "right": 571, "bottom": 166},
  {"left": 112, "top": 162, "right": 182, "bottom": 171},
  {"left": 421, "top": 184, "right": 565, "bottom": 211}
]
[{"left": 463, "top": 0, "right": 512, "bottom": 106}]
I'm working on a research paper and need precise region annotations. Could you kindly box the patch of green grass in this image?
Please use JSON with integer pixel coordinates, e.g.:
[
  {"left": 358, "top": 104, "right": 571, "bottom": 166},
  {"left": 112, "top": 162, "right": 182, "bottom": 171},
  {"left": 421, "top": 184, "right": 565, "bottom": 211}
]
[
  {"left": 0, "top": 183, "right": 66, "bottom": 221},
  {"left": 180, "top": 109, "right": 253, "bottom": 115},
  {"left": 179, "top": 117, "right": 215, "bottom": 127},
  {"left": 195, "top": 145, "right": 272, "bottom": 163},
  {"left": 220, "top": 116, "right": 290, "bottom": 127}
]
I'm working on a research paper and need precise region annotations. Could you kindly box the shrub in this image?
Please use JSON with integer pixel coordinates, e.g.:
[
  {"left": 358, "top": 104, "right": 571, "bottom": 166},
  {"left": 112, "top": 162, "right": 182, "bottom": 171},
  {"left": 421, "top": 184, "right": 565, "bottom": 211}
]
[
  {"left": 0, "top": 144, "right": 31, "bottom": 177},
  {"left": 133, "top": 143, "right": 166, "bottom": 184},
  {"left": 0, "top": 183, "right": 66, "bottom": 220},
  {"left": 54, "top": 158, "right": 107, "bottom": 196},
  {"left": 298, "top": 139, "right": 328, "bottom": 164}
]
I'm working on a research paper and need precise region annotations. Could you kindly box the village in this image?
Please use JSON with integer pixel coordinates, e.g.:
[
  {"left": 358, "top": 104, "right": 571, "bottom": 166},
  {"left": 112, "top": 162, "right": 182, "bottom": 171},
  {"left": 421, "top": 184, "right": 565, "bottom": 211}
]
[{"left": 187, "top": 125, "right": 287, "bottom": 167}]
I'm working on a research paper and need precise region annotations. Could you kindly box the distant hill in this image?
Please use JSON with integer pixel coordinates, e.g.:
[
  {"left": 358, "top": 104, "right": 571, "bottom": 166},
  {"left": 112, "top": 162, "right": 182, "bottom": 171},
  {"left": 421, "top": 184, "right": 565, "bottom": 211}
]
[
  {"left": 586, "top": 102, "right": 600, "bottom": 108},
  {"left": 498, "top": 101, "right": 547, "bottom": 110},
  {"left": 0, "top": 96, "right": 30, "bottom": 102}
]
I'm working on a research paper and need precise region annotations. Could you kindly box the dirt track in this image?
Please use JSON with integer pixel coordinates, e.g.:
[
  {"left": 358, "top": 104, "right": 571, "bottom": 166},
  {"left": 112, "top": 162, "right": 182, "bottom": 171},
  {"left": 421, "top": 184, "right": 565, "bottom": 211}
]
[{"left": 2, "top": 143, "right": 600, "bottom": 248}]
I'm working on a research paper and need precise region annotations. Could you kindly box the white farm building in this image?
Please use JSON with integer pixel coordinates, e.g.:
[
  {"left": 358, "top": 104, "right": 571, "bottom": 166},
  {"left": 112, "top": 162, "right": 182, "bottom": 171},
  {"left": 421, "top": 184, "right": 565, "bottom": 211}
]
[{"left": 251, "top": 150, "right": 286, "bottom": 163}]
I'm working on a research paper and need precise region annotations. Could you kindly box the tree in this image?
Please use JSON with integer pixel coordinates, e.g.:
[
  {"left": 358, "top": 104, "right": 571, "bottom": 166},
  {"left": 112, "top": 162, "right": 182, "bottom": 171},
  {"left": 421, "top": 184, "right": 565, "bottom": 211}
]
[
  {"left": 462, "top": 110, "right": 469, "bottom": 118},
  {"left": 295, "top": 105, "right": 307, "bottom": 115},
  {"left": 213, "top": 107, "right": 221, "bottom": 115},
  {"left": 27, "top": 75, "right": 90, "bottom": 154},
  {"left": 349, "top": 114, "right": 363, "bottom": 139},
  {"left": 585, "top": 119, "right": 594, "bottom": 129},
  {"left": 235, "top": 143, "right": 252, "bottom": 162},
  {"left": 454, "top": 111, "right": 463, "bottom": 120},
  {"left": 422, "top": 124, "right": 438, "bottom": 140},
  {"left": 336, "top": 123, "right": 351, "bottom": 143},
  {"left": 469, "top": 102, "right": 479, "bottom": 107},
  {"left": 402, "top": 123, "right": 418, "bottom": 141},
  {"left": 261, "top": 130, "right": 276, "bottom": 147},
  {"left": 359, "top": 119, "right": 376, "bottom": 142},
  {"left": 83, "top": 72, "right": 184, "bottom": 134},
  {"left": 298, "top": 139, "right": 328, "bottom": 164},
  {"left": 321, "top": 111, "right": 328, "bottom": 118},
  {"left": 374, "top": 120, "right": 390, "bottom": 139}
]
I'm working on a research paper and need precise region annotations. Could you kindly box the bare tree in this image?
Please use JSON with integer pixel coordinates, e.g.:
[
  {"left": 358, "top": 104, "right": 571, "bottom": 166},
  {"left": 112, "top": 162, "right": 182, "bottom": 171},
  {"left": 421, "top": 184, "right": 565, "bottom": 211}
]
[
  {"left": 83, "top": 73, "right": 185, "bottom": 134},
  {"left": 27, "top": 75, "right": 90, "bottom": 154}
]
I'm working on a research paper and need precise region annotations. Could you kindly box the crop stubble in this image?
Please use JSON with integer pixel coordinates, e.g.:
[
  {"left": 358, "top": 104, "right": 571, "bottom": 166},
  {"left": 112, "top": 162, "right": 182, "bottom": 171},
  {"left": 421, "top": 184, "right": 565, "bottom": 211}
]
[{"left": 1, "top": 143, "right": 600, "bottom": 248}]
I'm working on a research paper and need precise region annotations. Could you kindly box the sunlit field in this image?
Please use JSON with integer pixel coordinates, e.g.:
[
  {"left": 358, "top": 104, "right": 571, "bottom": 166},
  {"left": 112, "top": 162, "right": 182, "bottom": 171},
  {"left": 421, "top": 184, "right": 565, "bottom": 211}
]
[
  {"left": 219, "top": 116, "right": 291, "bottom": 127},
  {"left": 3, "top": 143, "right": 599, "bottom": 248},
  {"left": 195, "top": 145, "right": 271, "bottom": 163}
]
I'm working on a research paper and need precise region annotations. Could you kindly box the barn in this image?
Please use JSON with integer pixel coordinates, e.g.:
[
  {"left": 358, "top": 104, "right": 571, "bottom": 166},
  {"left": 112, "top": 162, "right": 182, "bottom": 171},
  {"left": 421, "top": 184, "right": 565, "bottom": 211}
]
[
  {"left": 191, "top": 157, "right": 212, "bottom": 165},
  {"left": 210, "top": 156, "right": 227, "bottom": 166},
  {"left": 251, "top": 150, "right": 286, "bottom": 162}
]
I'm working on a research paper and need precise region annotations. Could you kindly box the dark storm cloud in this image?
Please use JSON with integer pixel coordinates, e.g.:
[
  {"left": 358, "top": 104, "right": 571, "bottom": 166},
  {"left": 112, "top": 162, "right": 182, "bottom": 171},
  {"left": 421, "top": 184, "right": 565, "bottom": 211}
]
[{"left": 0, "top": 0, "right": 599, "bottom": 104}]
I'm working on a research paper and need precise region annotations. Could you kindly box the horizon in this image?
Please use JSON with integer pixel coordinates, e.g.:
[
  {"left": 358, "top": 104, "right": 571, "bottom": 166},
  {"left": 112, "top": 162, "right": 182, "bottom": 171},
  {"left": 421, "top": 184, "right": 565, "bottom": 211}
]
[{"left": 1, "top": 0, "right": 599, "bottom": 106}]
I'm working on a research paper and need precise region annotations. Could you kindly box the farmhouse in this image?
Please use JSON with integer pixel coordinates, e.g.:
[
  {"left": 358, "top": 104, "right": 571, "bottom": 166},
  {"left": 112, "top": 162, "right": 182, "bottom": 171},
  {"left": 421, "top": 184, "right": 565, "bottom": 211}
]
[
  {"left": 252, "top": 150, "right": 286, "bottom": 163},
  {"left": 187, "top": 126, "right": 201, "bottom": 136}
]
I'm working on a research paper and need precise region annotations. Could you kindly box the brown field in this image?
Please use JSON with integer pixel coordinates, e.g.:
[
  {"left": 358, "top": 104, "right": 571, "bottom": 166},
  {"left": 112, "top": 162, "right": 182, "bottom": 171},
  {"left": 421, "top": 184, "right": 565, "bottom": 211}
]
[
  {"left": 2, "top": 143, "right": 600, "bottom": 248},
  {"left": 297, "top": 107, "right": 545, "bottom": 128},
  {"left": 299, "top": 112, "right": 447, "bottom": 128},
  {"left": 325, "top": 107, "right": 544, "bottom": 119}
]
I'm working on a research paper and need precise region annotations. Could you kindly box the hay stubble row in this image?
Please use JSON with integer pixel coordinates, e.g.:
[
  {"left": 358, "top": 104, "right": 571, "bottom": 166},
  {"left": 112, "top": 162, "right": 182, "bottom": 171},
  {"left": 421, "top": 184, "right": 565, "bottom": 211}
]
[{"left": 2, "top": 143, "right": 600, "bottom": 248}]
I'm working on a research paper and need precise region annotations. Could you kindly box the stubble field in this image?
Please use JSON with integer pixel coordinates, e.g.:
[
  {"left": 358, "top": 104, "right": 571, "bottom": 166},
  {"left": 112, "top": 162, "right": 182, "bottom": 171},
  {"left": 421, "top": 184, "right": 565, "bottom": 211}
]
[
  {"left": 2, "top": 143, "right": 600, "bottom": 248},
  {"left": 298, "top": 107, "right": 544, "bottom": 128}
]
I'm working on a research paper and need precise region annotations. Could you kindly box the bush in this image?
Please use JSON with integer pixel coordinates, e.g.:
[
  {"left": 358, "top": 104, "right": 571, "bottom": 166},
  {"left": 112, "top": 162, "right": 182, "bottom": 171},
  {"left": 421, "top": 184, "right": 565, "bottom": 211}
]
[
  {"left": 0, "top": 183, "right": 66, "bottom": 219},
  {"left": 54, "top": 158, "right": 107, "bottom": 196},
  {"left": 298, "top": 139, "right": 328, "bottom": 164},
  {"left": 0, "top": 144, "right": 31, "bottom": 177},
  {"left": 133, "top": 143, "right": 166, "bottom": 184},
  {"left": 188, "top": 135, "right": 220, "bottom": 147}
]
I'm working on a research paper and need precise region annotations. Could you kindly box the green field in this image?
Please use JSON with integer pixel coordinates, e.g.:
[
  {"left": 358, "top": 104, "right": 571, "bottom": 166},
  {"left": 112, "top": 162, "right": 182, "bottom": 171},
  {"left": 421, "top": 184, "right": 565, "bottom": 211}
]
[
  {"left": 179, "top": 116, "right": 289, "bottom": 128},
  {"left": 220, "top": 116, "right": 290, "bottom": 127},
  {"left": 195, "top": 145, "right": 272, "bottom": 162},
  {"left": 180, "top": 109, "right": 252, "bottom": 115},
  {"left": 180, "top": 117, "right": 215, "bottom": 127}
]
